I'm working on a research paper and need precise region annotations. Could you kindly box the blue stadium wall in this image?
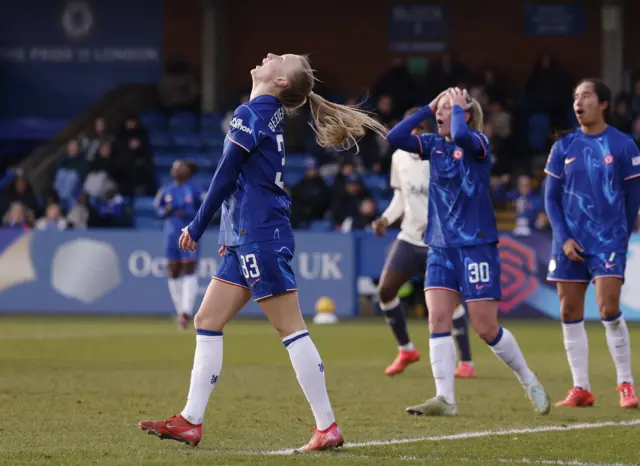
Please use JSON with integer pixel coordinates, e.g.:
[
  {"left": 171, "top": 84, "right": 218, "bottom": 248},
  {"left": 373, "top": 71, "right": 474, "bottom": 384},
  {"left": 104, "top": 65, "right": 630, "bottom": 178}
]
[{"left": 1, "top": 229, "right": 639, "bottom": 321}]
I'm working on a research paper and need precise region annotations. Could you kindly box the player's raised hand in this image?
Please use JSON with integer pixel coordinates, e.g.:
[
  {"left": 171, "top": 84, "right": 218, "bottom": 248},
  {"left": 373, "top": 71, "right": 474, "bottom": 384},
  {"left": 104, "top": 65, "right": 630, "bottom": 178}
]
[
  {"left": 371, "top": 217, "right": 389, "bottom": 236},
  {"left": 562, "top": 238, "right": 584, "bottom": 262},
  {"left": 446, "top": 87, "right": 472, "bottom": 110},
  {"left": 179, "top": 227, "right": 198, "bottom": 252},
  {"left": 428, "top": 89, "right": 449, "bottom": 113}
]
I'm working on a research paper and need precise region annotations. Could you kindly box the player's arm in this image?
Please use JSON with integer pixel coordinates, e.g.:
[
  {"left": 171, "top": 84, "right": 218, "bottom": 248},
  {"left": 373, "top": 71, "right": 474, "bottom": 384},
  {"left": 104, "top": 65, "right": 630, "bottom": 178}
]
[
  {"left": 622, "top": 142, "right": 640, "bottom": 235},
  {"left": 153, "top": 186, "right": 171, "bottom": 218},
  {"left": 382, "top": 153, "right": 405, "bottom": 224},
  {"left": 450, "top": 106, "right": 488, "bottom": 159},
  {"left": 386, "top": 107, "right": 435, "bottom": 157},
  {"left": 187, "top": 105, "right": 257, "bottom": 241},
  {"left": 543, "top": 141, "right": 571, "bottom": 246}
]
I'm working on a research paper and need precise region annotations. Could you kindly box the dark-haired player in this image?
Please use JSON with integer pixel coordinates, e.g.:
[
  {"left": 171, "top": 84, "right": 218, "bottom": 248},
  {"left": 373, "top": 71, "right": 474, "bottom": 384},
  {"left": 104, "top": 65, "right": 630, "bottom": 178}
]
[
  {"left": 545, "top": 78, "right": 640, "bottom": 409},
  {"left": 154, "top": 160, "right": 204, "bottom": 329}
]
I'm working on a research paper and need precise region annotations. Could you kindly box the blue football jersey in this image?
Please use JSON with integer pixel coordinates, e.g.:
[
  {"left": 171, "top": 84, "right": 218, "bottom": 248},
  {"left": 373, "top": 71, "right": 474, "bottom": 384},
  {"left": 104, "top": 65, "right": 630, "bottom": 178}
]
[
  {"left": 154, "top": 181, "right": 204, "bottom": 235},
  {"left": 218, "top": 95, "right": 292, "bottom": 246},
  {"left": 417, "top": 130, "right": 498, "bottom": 248},
  {"left": 544, "top": 126, "right": 640, "bottom": 255}
]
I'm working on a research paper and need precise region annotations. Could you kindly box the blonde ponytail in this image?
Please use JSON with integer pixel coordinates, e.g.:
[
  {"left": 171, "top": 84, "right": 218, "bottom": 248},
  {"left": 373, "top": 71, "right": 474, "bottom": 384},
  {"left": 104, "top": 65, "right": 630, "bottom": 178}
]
[
  {"left": 307, "top": 92, "right": 388, "bottom": 152},
  {"left": 467, "top": 99, "right": 484, "bottom": 132}
]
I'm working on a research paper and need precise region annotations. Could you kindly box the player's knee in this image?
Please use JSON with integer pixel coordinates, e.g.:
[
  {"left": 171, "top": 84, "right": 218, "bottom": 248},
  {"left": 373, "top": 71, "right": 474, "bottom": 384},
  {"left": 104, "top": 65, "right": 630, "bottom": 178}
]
[
  {"left": 428, "top": 309, "right": 452, "bottom": 333},
  {"left": 470, "top": 319, "right": 499, "bottom": 343},
  {"left": 193, "top": 310, "right": 224, "bottom": 332},
  {"left": 377, "top": 283, "right": 398, "bottom": 305},
  {"left": 597, "top": 295, "right": 620, "bottom": 320},
  {"left": 559, "top": 295, "right": 583, "bottom": 322}
]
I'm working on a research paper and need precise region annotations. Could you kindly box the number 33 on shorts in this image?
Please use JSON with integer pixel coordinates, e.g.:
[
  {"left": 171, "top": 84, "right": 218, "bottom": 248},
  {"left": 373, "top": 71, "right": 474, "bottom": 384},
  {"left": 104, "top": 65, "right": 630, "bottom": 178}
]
[{"left": 240, "top": 254, "right": 260, "bottom": 279}]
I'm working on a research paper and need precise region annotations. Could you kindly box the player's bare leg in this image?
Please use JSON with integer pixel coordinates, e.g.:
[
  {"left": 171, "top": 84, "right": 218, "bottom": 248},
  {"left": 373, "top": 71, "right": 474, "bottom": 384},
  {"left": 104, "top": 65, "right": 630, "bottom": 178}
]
[
  {"left": 595, "top": 277, "right": 637, "bottom": 408},
  {"left": 468, "top": 299, "right": 550, "bottom": 414},
  {"left": 407, "top": 289, "right": 458, "bottom": 416},
  {"left": 555, "top": 281, "right": 595, "bottom": 407},
  {"left": 138, "top": 279, "right": 251, "bottom": 446},
  {"left": 378, "top": 269, "right": 420, "bottom": 376},
  {"left": 259, "top": 291, "right": 343, "bottom": 452}
]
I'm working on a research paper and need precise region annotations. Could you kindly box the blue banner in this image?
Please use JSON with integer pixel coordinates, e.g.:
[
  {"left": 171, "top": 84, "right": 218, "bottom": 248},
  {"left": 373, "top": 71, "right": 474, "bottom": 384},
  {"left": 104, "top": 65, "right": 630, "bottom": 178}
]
[
  {"left": 0, "top": 230, "right": 356, "bottom": 317},
  {"left": 0, "top": 0, "right": 163, "bottom": 118},
  {"left": 1, "top": 229, "right": 639, "bottom": 321},
  {"left": 524, "top": 4, "right": 585, "bottom": 36},
  {"left": 388, "top": 4, "right": 448, "bottom": 53}
]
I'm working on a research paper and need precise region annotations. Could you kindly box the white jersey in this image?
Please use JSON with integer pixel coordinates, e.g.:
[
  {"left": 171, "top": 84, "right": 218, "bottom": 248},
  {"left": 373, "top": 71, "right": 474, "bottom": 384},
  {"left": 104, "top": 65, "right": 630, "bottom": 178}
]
[{"left": 381, "top": 149, "right": 429, "bottom": 247}]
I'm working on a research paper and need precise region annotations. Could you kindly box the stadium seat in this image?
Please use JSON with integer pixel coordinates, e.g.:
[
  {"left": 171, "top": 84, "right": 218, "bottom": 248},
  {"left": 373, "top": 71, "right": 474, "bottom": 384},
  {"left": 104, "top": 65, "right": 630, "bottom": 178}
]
[
  {"left": 169, "top": 112, "right": 198, "bottom": 132},
  {"left": 140, "top": 112, "right": 167, "bottom": 130},
  {"left": 377, "top": 198, "right": 391, "bottom": 214},
  {"left": 363, "top": 173, "right": 390, "bottom": 194},
  {"left": 149, "top": 132, "right": 172, "bottom": 151},
  {"left": 173, "top": 133, "right": 202, "bottom": 151},
  {"left": 528, "top": 113, "right": 551, "bottom": 152},
  {"left": 310, "top": 219, "right": 332, "bottom": 232},
  {"left": 201, "top": 113, "right": 224, "bottom": 133},
  {"left": 153, "top": 152, "right": 178, "bottom": 169},
  {"left": 135, "top": 216, "right": 163, "bottom": 230},
  {"left": 283, "top": 170, "right": 305, "bottom": 187},
  {"left": 286, "top": 153, "right": 311, "bottom": 169},
  {"left": 201, "top": 133, "right": 225, "bottom": 152},
  {"left": 133, "top": 196, "right": 157, "bottom": 215}
]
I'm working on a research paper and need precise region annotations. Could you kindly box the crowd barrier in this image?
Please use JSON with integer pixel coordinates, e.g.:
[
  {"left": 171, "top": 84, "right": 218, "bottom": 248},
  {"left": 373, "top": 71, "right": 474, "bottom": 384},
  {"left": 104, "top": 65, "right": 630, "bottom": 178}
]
[{"left": 0, "top": 229, "right": 639, "bottom": 320}]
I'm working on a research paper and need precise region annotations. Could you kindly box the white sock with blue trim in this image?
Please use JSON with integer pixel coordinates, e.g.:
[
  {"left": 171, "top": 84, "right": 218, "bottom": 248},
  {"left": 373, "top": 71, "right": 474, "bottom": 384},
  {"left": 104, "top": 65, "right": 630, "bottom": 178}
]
[
  {"left": 488, "top": 327, "right": 536, "bottom": 385},
  {"left": 181, "top": 274, "right": 199, "bottom": 316},
  {"left": 429, "top": 332, "right": 456, "bottom": 404},
  {"left": 602, "top": 313, "right": 633, "bottom": 385},
  {"left": 283, "top": 330, "right": 335, "bottom": 430},
  {"left": 168, "top": 277, "right": 183, "bottom": 315},
  {"left": 181, "top": 329, "right": 223, "bottom": 425},
  {"left": 562, "top": 319, "right": 590, "bottom": 390}
]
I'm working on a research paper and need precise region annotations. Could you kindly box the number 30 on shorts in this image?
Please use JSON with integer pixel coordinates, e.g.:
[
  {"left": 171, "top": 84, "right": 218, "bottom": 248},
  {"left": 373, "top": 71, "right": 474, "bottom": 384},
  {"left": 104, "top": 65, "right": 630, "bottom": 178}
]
[
  {"left": 240, "top": 254, "right": 260, "bottom": 279},
  {"left": 468, "top": 262, "right": 490, "bottom": 284}
]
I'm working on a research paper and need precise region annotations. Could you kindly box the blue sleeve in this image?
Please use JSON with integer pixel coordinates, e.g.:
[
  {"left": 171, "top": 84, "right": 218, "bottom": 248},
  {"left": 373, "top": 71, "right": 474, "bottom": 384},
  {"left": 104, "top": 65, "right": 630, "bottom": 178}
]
[
  {"left": 544, "top": 174, "right": 571, "bottom": 246},
  {"left": 386, "top": 106, "right": 435, "bottom": 157},
  {"left": 153, "top": 186, "right": 170, "bottom": 218},
  {"left": 187, "top": 141, "right": 248, "bottom": 241},
  {"left": 227, "top": 104, "right": 259, "bottom": 152},
  {"left": 450, "top": 106, "right": 488, "bottom": 159},
  {"left": 544, "top": 141, "right": 565, "bottom": 179}
]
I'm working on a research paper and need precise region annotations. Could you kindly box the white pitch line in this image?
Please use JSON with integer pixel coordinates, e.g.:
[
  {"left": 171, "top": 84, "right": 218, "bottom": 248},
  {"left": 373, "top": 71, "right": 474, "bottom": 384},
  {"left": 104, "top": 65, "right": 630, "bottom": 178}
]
[
  {"left": 399, "top": 456, "right": 636, "bottom": 466},
  {"left": 250, "top": 419, "right": 640, "bottom": 456}
]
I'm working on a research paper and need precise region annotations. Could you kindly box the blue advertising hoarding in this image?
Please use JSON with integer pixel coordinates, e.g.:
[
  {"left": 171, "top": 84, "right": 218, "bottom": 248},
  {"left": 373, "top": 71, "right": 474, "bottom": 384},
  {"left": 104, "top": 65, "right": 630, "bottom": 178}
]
[
  {"left": 388, "top": 4, "right": 448, "bottom": 53},
  {"left": 0, "top": 0, "right": 163, "bottom": 118},
  {"left": 0, "top": 229, "right": 639, "bottom": 321},
  {"left": 0, "top": 230, "right": 356, "bottom": 317},
  {"left": 524, "top": 4, "right": 586, "bottom": 36}
]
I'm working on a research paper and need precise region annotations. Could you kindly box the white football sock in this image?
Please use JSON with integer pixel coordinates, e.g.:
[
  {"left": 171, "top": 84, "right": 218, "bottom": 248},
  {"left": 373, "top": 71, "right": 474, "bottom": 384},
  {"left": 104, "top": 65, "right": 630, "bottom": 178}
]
[
  {"left": 488, "top": 327, "right": 536, "bottom": 386},
  {"left": 429, "top": 334, "right": 456, "bottom": 404},
  {"left": 602, "top": 313, "right": 634, "bottom": 385},
  {"left": 181, "top": 331, "right": 223, "bottom": 425},
  {"left": 284, "top": 330, "right": 336, "bottom": 431},
  {"left": 168, "top": 277, "right": 183, "bottom": 315},
  {"left": 181, "top": 274, "right": 199, "bottom": 316},
  {"left": 562, "top": 320, "right": 591, "bottom": 390}
]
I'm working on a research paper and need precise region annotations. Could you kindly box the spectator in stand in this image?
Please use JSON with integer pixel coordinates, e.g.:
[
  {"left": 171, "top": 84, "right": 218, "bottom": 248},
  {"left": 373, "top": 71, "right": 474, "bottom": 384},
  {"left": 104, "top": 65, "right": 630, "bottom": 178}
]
[
  {"left": 479, "top": 67, "right": 506, "bottom": 104},
  {"left": 290, "top": 157, "right": 330, "bottom": 228},
  {"left": 84, "top": 142, "right": 119, "bottom": 199},
  {"left": 115, "top": 116, "right": 155, "bottom": 195},
  {"left": 67, "top": 192, "right": 90, "bottom": 229},
  {"left": 54, "top": 139, "right": 89, "bottom": 209},
  {"left": 376, "top": 95, "right": 397, "bottom": 128},
  {"left": 2, "top": 202, "right": 32, "bottom": 229},
  {"left": 80, "top": 117, "right": 113, "bottom": 161},
  {"left": 34, "top": 202, "right": 68, "bottom": 231},
  {"left": 0, "top": 171, "right": 40, "bottom": 219},
  {"left": 426, "top": 53, "right": 470, "bottom": 96},
  {"left": 331, "top": 173, "right": 368, "bottom": 229},
  {"left": 611, "top": 93, "right": 633, "bottom": 135},
  {"left": 340, "top": 197, "right": 377, "bottom": 232},
  {"left": 492, "top": 174, "right": 545, "bottom": 236},
  {"left": 524, "top": 52, "right": 571, "bottom": 129},
  {"left": 373, "top": 58, "right": 416, "bottom": 116}
]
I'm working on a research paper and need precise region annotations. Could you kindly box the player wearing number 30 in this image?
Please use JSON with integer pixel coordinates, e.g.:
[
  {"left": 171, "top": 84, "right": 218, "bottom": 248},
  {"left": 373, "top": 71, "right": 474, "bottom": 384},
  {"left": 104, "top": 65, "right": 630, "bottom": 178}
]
[
  {"left": 138, "top": 53, "right": 386, "bottom": 452},
  {"left": 387, "top": 87, "right": 550, "bottom": 416}
]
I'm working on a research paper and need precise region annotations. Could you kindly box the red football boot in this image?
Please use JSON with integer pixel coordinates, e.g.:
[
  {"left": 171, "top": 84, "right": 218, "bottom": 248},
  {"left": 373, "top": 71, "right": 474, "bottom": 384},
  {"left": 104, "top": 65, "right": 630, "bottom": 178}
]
[
  {"left": 617, "top": 383, "right": 638, "bottom": 409},
  {"left": 138, "top": 414, "right": 202, "bottom": 447},
  {"left": 555, "top": 387, "right": 595, "bottom": 407},
  {"left": 296, "top": 422, "right": 344, "bottom": 452},
  {"left": 454, "top": 361, "right": 476, "bottom": 379},
  {"left": 384, "top": 349, "right": 421, "bottom": 376}
]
